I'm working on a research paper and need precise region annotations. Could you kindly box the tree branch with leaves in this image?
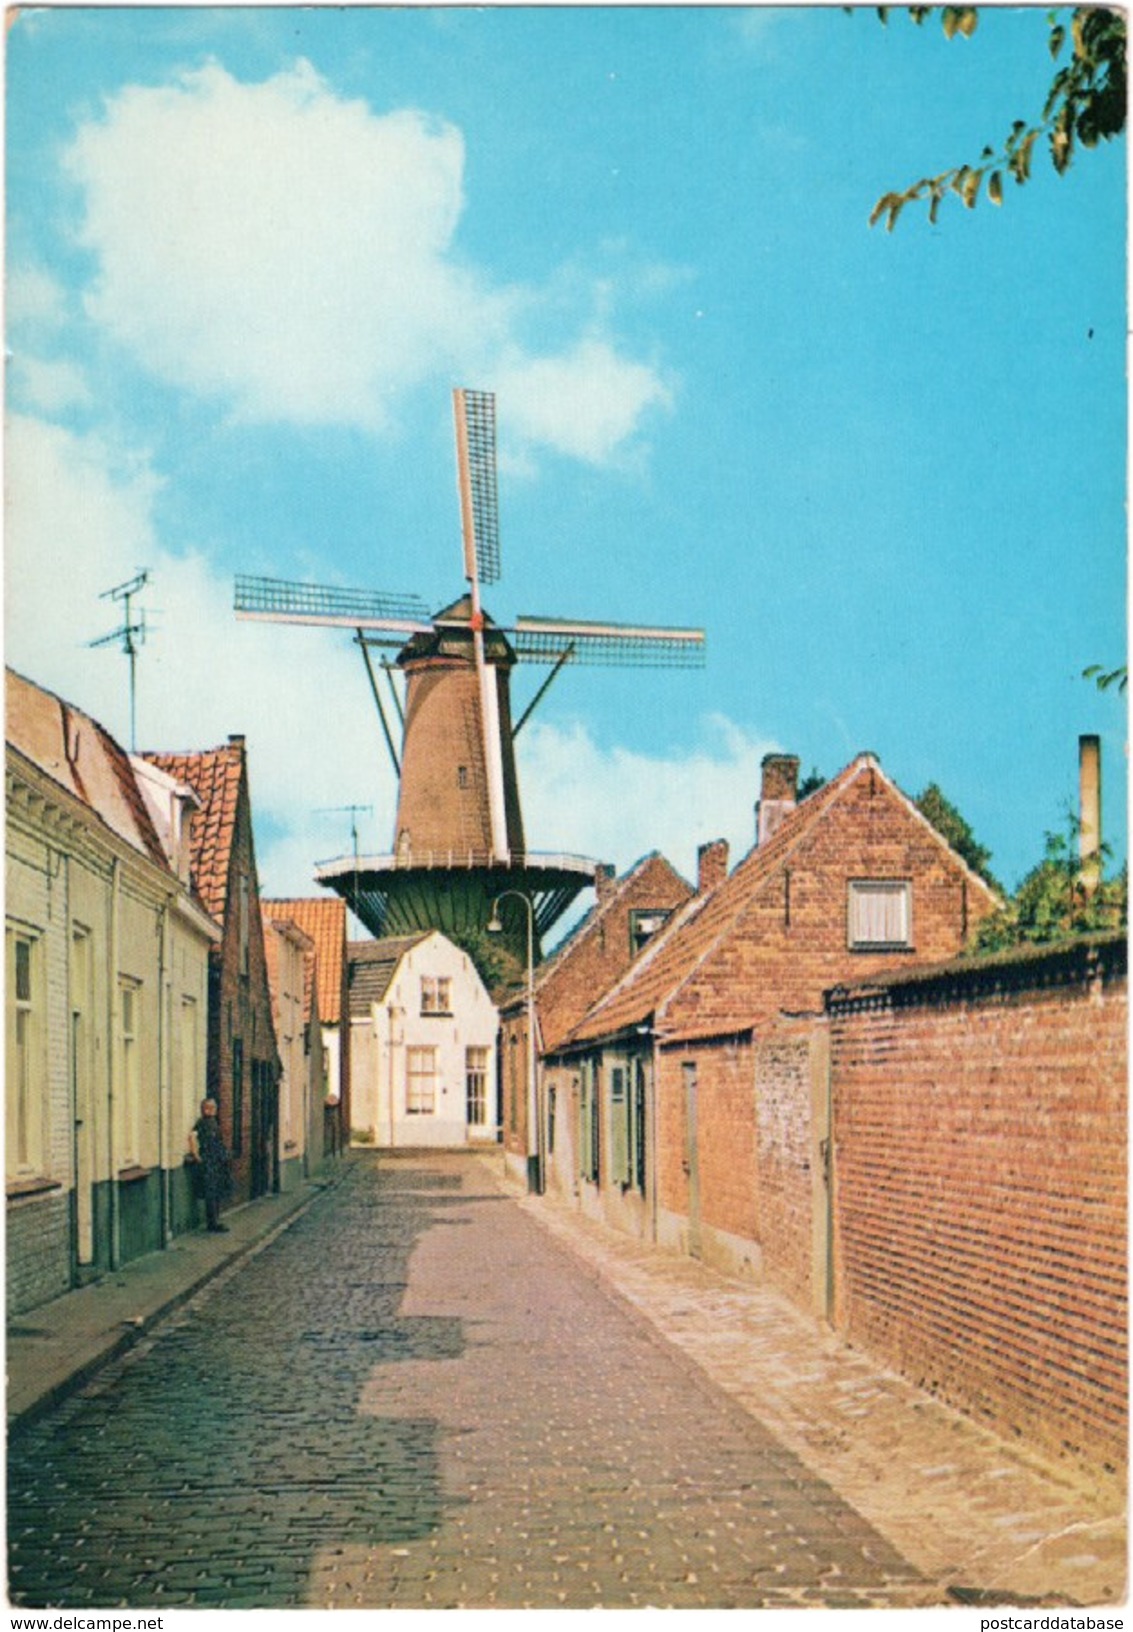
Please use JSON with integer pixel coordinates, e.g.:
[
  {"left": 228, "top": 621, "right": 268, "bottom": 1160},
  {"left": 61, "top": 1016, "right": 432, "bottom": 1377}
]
[{"left": 870, "top": 6, "right": 1126, "bottom": 230}]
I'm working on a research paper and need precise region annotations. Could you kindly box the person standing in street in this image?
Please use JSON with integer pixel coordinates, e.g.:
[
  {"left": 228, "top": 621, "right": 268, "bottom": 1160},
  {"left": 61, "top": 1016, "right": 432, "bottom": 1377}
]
[{"left": 188, "top": 1098, "right": 232, "bottom": 1232}]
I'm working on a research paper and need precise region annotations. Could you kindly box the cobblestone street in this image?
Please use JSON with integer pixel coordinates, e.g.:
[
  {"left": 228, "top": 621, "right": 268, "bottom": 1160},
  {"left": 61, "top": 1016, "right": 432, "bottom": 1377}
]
[{"left": 8, "top": 1153, "right": 935, "bottom": 1609}]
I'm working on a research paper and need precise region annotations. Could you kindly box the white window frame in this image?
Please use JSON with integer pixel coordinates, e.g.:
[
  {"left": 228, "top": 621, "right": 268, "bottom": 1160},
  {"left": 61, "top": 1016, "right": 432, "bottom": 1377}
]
[
  {"left": 118, "top": 977, "right": 142, "bottom": 1167},
  {"left": 7, "top": 929, "right": 46, "bottom": 1179},
  {"left": 420, "top": 974, "right": 452, "bottom": 1016},
  {"left": 406, "top": 1045, "right": 438, "bottom": 1115},
  {"left": 848, "top": 880, "right": 913, "bottom": 950},
  {"left": 465, "top": 1046, "right": 489, "bottom": 1126}
]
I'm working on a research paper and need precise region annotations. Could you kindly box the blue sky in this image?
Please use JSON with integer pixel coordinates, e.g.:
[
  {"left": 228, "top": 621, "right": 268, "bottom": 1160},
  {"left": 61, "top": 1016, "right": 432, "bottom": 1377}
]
[{"left": 5, "top": 4, "right": 1126, "bottom": 913}]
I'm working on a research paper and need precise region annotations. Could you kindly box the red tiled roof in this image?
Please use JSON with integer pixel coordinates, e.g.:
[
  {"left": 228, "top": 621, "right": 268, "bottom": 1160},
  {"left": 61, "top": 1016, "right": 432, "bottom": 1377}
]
[
  {"left": 143, "top": 744, "right": 244, "bottom": 923},
  {"left": 264, "top": 896, "right": 347, "bottom": 1023},
  {"left": 568, "top": 754, "right": 999, "bottom": 1046},
  {"left": 7, "top": 668, "right": 169, "bottom": 872}
]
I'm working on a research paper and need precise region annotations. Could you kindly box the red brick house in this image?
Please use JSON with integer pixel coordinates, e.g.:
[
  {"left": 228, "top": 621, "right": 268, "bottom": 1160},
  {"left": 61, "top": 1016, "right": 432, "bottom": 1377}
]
[
  {"left": 261, "top": 896, "right": 351, "bottom": 1155},
  {"left": 143, "top": 737, "right": 281, "bottom": 1204},
  {"left": 553, "top": 752, "right": 1000, "bottom": 1274},
  {"left": 498, "top": 852, "right": 693, "bottom": 1191}
]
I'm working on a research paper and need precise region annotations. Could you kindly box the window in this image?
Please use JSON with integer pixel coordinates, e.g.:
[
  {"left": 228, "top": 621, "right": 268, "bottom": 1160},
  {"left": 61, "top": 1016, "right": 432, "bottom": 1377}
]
[
  {"left": 180, "top": 997, "right": 199, "bottom": 1125},
  {"left": 421, "top": 975, "right": 452, "bottom": 1015},
  {"left": 118, "top": 980, "right": 141, "bottom": 1166},
  {"left": 579, "top": 1059, "right": 600, "bottom": 1184},
  {"left": 406, "top": 1046, "right": 438, "bottom": 1114},
  {"left": 610, "top": 1064, "right": 630, "bottom": 1186},
  {"left": 7, "top": 931, "right": 45, "bottom": 1177},
  {"left": 629, "top": 908, "right": 672, "bottom": 957},
  {"left": 848, "top": 880, "right": 913, "bottom": 949},
  {"left": 466, "top": 1046, "right": 489, "bottom": 1126},
  {"left": 633, "top": 1061, "right": 647, "bottom": 1194}
]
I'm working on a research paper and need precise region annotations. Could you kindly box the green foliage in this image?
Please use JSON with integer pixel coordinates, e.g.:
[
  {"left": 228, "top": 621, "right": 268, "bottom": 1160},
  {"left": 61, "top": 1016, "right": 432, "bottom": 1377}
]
[
  {"left": 870, "top": 6, "right": 1126, "bottom": 229},
  {"left": 915, "top": 782, "right": 999, "bottom": 887},
  {"left": 972, "top": 815, "right": 1127, "bottom": 952},
  {"left": 797, "top": 766, "right": 827, "bottom": 800},
  {"left": 1083, "top": 662, "right": 1128, "bottom": 694},
  {"left": 447, "top": 926, "right": 527, "bottom": 995}
]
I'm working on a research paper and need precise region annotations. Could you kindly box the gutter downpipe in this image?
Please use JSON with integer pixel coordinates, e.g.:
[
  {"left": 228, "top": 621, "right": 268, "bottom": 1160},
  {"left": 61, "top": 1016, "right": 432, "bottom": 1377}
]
[
  {"left": 108, "top": 855, "right": 121, "bottom": 1270},
  {"left": 649, "top": 1030, "right": 659, "bottom": 1246},
  {"left": 158, "top": 896, "right": 172, "bottom": 1246},
  {"left": 386, "top": 1002, "right": 397, "bottom": 1150}
]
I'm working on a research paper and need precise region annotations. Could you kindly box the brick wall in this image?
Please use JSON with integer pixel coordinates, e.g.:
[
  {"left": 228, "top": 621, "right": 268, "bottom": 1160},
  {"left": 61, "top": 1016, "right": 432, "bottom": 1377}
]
[
  {"left": 665, "top": 765, "right": 997, "bottom": 1041},
  {"left": 210, "top": 775, "right": 279, "bottom": 1204},
  {"left": 539, "top": 856, "right": 693, "bottom": 1055},
  {"left": 7, "top": 1190, "right": 70, "bottom": 1316},
  {"left": 828, "top": 937, "right": 1126, "bottom": 1475}
]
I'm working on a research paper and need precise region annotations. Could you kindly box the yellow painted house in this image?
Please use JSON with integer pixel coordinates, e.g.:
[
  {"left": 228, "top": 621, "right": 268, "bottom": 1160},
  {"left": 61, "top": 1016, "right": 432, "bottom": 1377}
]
[{"left": 6, "top": 669, "right": 219, "bottom": 1315}]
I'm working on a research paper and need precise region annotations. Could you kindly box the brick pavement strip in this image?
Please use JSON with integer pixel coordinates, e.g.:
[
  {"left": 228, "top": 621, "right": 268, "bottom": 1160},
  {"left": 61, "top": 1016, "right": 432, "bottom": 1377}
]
[{"left": 8, "top": 1152, "right": 941, "bottom": 1610}]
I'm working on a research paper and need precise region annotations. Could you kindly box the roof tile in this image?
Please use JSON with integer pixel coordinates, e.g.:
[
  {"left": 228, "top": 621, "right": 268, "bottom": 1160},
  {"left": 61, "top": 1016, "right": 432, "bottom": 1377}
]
[{"left": 263, "top": 897, "right": 348, "bottom": 1022}]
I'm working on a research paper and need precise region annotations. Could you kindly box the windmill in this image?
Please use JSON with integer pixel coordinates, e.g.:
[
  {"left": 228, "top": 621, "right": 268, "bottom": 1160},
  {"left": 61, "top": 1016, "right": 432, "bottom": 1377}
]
[{"left": 234, "top": 389, "right": 705, "bottom": 968}]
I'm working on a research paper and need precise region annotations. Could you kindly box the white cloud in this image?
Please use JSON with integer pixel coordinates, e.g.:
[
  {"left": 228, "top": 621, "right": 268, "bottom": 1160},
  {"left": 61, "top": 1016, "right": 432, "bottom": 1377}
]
[
  {"left": 497, "top": 339, "right": 674, "bottom": 468},
  {"left": 4, "top": 413, "right": 399, "bottom": 897},
  {"left": 60, "top": 59, "right": 671, "bottom": 464},
  {"left": 10, "top": 356, "right": 94, "bottom": 414},
  {"left": 6, "top": 265, "right": 69, "bottom": 330},
  {"left": 516, "top": 713, "right": 778, "bottom": 884}
]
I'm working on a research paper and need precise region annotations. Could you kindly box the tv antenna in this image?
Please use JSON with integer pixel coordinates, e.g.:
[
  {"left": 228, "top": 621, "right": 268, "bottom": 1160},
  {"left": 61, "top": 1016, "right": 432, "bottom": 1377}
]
[
  {"left": 316, "top": 803, "right": 373, "bottom": 865},
  {"left": 89, "top": 570, "right": 150, "bottom": 750}
]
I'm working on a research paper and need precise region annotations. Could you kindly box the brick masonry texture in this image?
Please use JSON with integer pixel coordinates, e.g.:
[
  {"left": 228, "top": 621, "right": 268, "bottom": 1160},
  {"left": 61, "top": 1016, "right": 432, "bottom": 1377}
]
[
  {"left": 6, "top": 1190, "right": 70, "bottom": 1316},
  {"left": 754, "top": 1029, "right": 817, "bottom": 1308},
  {"left": 825, "top": 940, "right": 1127, "bottom": 1476},
  {"left": 502, "top": 855, "right": 692, "bottom": 1162},
  {"left": 650, "top": 764, "right": 995, "bottom": 1257}
]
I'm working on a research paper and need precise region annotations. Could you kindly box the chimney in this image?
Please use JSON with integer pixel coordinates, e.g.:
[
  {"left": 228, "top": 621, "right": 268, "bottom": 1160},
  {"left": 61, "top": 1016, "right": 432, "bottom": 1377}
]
[
  {"left": 697, "top": 838, "right": 729, "bottom": 895},
  {"left": 595, "top": 863, "right": 617, "bottom": 904},
  {"left": 1079, "top": 734, "right": 1102, "bottom": 895},
  {"left": 756, "top": 753, "right": 799, "bottom": 845}
]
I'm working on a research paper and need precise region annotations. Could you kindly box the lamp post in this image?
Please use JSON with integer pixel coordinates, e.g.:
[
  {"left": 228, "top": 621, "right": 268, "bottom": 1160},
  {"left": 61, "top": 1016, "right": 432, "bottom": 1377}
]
[{"left": 487, "top": 890, "right": 541, "bottom": 1194}]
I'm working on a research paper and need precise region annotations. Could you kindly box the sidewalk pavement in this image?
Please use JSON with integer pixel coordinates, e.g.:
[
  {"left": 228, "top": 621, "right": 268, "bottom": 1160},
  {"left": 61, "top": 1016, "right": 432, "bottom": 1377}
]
[
  {"left": 7, "top": 1161, "right": 351, "bottom": 1432},
  {"left": 508, "top": 1173, "right": 1127, "bottom": 1610}
]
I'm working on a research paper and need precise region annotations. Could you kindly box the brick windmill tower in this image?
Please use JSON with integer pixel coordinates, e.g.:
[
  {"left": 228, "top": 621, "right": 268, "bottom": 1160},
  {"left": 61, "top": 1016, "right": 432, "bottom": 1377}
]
[{"left": 235, "top": 390, "right": 705, "bottom": 970}]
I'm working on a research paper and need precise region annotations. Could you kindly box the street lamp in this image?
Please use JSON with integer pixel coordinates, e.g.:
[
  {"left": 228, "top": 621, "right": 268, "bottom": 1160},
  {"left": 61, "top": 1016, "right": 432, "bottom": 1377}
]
[{"left": 488, "top": 890, "right": 541, "bottom": 1194}]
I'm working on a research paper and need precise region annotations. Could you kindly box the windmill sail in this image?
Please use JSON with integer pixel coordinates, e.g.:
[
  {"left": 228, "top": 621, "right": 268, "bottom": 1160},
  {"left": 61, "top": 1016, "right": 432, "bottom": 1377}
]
[
  {"left": 235, "top": 574, "right": 431, "bottom": 638},
  {"left": 513, "top": 616, "right": 706, "bottom": 667},
  {"left": 453, "top": 388, "right": 509, "bottom": 863},
  {"left": 453, "top": 388, "right": 501, "bottom": 585}
]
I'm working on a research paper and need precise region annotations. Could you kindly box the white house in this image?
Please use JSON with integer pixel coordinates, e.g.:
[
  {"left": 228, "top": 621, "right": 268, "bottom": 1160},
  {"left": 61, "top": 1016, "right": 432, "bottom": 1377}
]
[{"left": 348, "top": 931, "right": 499, "bottom": 1150}]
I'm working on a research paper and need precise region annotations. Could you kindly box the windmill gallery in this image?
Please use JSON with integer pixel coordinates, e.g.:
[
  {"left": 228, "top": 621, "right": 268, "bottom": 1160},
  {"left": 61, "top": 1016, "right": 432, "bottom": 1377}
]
[{"left": 5, "top": 389, "right": 1125, "bottom": 1541}]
